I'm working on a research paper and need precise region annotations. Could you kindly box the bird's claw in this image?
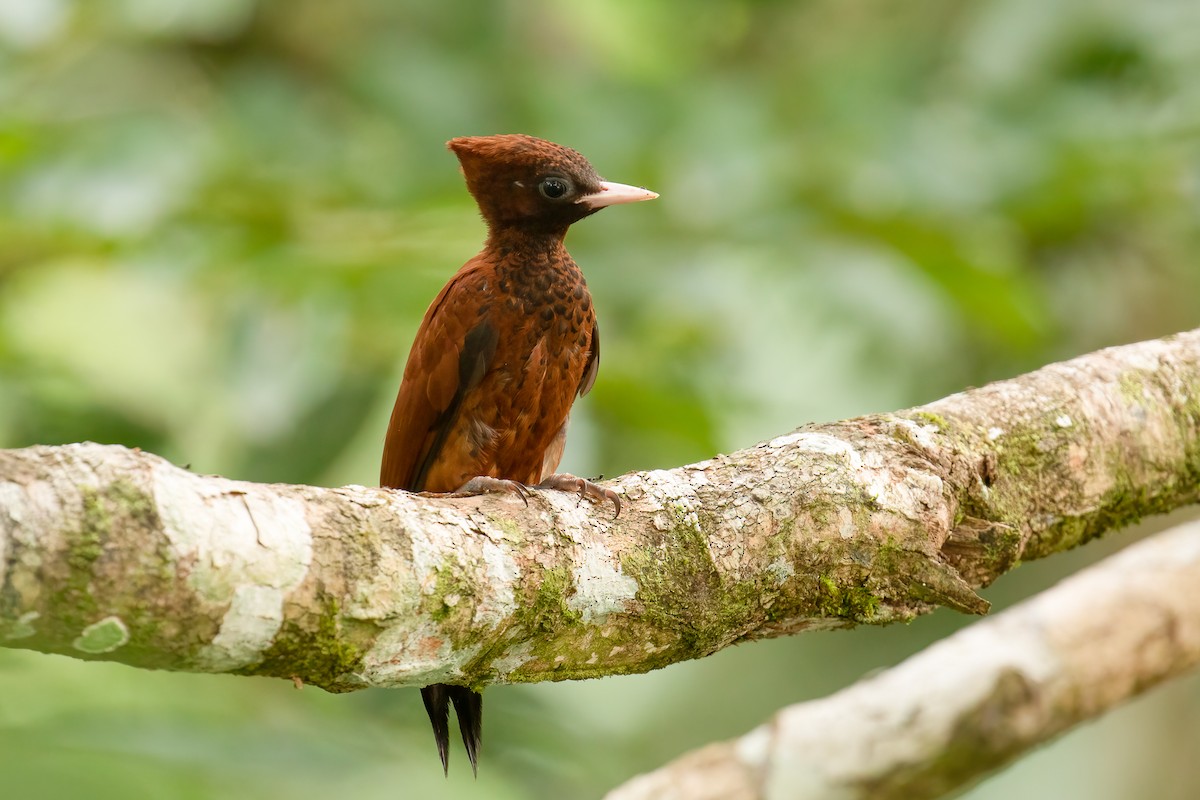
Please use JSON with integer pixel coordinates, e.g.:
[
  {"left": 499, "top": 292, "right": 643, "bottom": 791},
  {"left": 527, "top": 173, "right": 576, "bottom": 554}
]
[
  {"left": 433, "top": 477, "right": 530, "bottom": 506},
  {"left": 426, "top": 474, "right": 620, "bottom": 516},
  {"left": 536, "top": 473, "right": 621, "bottom": 517}
]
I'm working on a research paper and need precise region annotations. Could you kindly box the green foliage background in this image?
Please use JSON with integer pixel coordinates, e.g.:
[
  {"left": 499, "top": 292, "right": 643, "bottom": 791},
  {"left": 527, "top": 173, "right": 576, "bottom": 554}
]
[{"left": 2, "top": 1, "right": 1199, "bottom": 797}]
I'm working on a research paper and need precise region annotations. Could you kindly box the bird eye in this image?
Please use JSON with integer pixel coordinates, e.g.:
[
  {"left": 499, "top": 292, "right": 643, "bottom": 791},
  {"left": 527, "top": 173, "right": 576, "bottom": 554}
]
[{"left": 538, "top": 176, "right": 572, "bottom": 200}]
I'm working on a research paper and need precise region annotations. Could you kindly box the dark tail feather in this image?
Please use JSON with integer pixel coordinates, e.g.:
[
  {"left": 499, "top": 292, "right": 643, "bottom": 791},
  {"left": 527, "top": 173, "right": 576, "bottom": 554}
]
[
  {"left": 421, "top": 685, "right": 452, "bottom": 776},
  {"left": 421, "top": 684, "right": 483, "bottom": 776},
  {"left": 448, "top": 686, "right": 483, "bottom": 777}
]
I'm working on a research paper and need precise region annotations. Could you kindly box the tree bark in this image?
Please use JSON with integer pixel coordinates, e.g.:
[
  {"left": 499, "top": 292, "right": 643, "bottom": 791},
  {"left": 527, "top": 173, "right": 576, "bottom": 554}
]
[
  {"left": 604, "top": 516, "right": 1200, "bottom": 800},
  {"left": 1, "top": 329, "right": 1198, "bottom": 695}
]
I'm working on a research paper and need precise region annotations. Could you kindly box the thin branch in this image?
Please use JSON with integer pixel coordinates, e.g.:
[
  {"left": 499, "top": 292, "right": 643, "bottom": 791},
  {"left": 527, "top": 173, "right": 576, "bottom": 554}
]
[
  {"left": 604, "top": 516, "right": 1200, "bottom": 800},
  {"left": 0, "top": 329, "right": 1197, "bottom": 692}
]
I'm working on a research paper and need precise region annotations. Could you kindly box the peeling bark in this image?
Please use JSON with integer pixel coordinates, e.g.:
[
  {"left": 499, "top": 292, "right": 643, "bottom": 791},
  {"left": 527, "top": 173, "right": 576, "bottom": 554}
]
[
  {"left": 0, "top": 329, "right": 1198, "bottom": 694},
  {"left": 604, "top": 516, "right": 1200, "bottom": 800}
]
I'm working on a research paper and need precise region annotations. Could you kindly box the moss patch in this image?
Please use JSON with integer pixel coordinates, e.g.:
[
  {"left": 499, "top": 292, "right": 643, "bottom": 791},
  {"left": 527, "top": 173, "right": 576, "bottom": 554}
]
[
  {"left": 817, "top": 574, "right": 880, "bottom": 620},
  {"left": 424, "top": 561, "right": 477, "bottom": 649},
  {"left": 37, "top": 486, "right": 110, "bottom": 651},
  {"left": 620, "top": 509, "right": 783, "bottom": 656},
  {"left": 250, "top": 597, "right": 365, "bottom": 692},
  {"left": 470, "top": 556, "right": 688, "bottom": 686},
  {"left": 487, "top": 515, "right": 524, "bottom": 543},
  {"left": 522, "top": 566, "right": 581, "bottom": 633},
  {"left": 911, "top": 410, "right": 950, "bottom": 433}
]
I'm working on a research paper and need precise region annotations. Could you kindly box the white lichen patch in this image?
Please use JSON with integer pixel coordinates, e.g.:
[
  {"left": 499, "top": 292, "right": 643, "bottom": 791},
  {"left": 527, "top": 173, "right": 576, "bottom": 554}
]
[
  {"left": 673, "top": 503, "right": 702, "bottom": 537},
  {"left": 152, "top": 468, "right": 313, "bottom": 670},
  {"left": 344, "top": 539, "right": 421, "bottom": 622},
  {"left": 766, "top": 432, "right": 806, "bottom": 448},
  {"left": 73, "top": 615, "right": 129, "bottom": 653},
  {"left": 0, "top": 478, "right": 69, "bottom": 609},
  {"left": 705, "top": 522, "right": 750, "bottom": 579},
  {"left": 859, "top": 467, "right": 946, "bottom": 527},
  {"left": 835, "top": 507, "right": 857, "bottom": 539},
  {"left": 568, "top": 539, "right": 639, "bottom": 623},
  {"left": 405, "top": 504, "right": 519, "bottom": 629},
  {"left": 1055, "top": 414, "right": 1073, "bottom": 428},
  {"left": 527, "top": 490, "right": 641, "bottom": 624},
  {"left": 766, "top": 556, "right": 794, "bottom": 586},
  {"left": 892, "top": 418, "right": 940, "bottom": 451},
  {"left": 789, "top": 433, "right": 862, "bottom": 466},
  {"left": 333, "top": 484, "right": 390, "bottom": 508},
  {"left": 4, "top": 610, "right": 39, "bottom": 640},
  {"left": 196, "top": 585, "right": 287, "bottom": 670},
  {"left": 644, "top": 472, "right": 707, "bottom": 535},
  {"left": 625, "top": 468, "right": 706, "bottom": 516},
  {"left": 409, "top": 507, "right": 471, "bottom": 581},
  {"left": 490, "top": 639, "right": 536, "bottom": 676},
  {"left": 477, "top": 536, "right": 519, "bottom": 624},
  {"left": 988, "top": 427, "right": 1004, "bottom": 441},
  {"left": 359, "top": 618, "right": 481, "bottom": 686}
]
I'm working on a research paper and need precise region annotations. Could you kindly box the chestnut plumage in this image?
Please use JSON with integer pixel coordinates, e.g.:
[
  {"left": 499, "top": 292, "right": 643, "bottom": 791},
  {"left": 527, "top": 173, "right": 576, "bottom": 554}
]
[{"left": 380, "top": 134, "right": 656, "bottom": 775}]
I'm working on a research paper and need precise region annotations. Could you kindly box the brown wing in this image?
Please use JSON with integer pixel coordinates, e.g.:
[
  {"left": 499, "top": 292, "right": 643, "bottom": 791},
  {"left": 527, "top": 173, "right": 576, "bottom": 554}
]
[
  {"left": 380, "top": 258, "right": 497, "bottom": 491},
  {"left": 578, "top": 319, "right": 599, "bottom": 397}
]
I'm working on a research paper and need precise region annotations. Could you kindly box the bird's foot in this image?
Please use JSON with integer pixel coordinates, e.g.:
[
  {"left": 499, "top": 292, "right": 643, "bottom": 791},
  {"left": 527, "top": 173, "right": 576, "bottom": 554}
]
[
  {"left": 536, "top": 473, "right": 621, "bottom": 517},
  {"left": 424, "top": 476, "right": 530, "bottom": 506}
]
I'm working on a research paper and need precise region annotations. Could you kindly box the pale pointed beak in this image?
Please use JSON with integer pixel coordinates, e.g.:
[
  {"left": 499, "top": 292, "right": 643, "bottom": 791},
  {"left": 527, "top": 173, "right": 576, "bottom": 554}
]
[{"left": 576, "top": 181, "right": 659, "bottom": 209}]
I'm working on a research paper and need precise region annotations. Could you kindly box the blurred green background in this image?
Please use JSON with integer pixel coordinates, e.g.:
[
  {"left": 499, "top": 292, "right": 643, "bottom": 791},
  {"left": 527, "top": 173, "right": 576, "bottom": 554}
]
[{"left": 2, "top": 0, "right": 1199, "bottom": 797}]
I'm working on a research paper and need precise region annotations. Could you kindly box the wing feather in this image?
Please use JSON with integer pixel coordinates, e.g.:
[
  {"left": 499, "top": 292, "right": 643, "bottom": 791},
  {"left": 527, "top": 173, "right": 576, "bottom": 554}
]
[
  {"left": 380, "top": 259, "right": 496, "bottom": 491},
  {"left": 577, "top": 319, "right": 600, "bottom": 397}
]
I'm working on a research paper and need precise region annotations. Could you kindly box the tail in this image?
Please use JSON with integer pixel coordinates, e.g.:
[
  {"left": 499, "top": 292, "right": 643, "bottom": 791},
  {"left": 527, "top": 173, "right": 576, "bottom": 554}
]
[{"left": 421, "top": 684, "right": 483, "bottom": 776}]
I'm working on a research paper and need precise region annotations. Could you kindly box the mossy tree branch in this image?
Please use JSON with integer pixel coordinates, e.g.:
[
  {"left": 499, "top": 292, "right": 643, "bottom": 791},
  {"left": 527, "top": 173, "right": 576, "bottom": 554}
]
[
  {"left": 0, "top": 329, "right": 1198, "bottom": 694},
  {"left": 605, "top": 516, "right": 1200, "bottom": 800}
]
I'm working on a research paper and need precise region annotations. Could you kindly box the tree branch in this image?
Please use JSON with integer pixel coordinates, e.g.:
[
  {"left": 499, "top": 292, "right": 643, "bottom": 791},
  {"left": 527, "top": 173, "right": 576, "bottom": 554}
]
[
  {"left": 1, "top": 329, "right": 1198, "bottom": 693},
  {"left": 604, "top": 516, "right": 1200, "bottom": 800}
]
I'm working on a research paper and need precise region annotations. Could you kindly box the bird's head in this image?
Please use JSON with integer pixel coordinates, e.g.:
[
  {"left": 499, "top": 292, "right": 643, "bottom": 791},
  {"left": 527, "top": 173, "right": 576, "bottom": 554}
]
[{"left": 447, "top": 134, "right": 657, "bottom": 237}]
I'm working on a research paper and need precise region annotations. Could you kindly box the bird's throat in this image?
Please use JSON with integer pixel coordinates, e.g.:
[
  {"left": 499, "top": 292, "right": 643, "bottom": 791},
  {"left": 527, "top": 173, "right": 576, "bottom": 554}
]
[{"left": 484, "top": 225, "right": 570, "bottom": 263}]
